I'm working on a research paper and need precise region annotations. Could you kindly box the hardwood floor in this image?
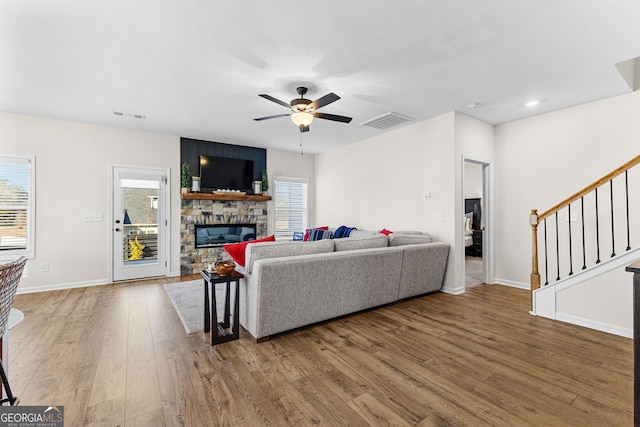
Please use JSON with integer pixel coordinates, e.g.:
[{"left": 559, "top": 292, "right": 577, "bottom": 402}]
[{"left": 8, "top": 277, "right": 632, "bottom": 426}]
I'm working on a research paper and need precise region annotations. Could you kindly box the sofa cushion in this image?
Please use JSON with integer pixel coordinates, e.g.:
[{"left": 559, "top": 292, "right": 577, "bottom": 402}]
[
  {"left": 223, "top": 235, "right": 275, "bottom": 266},
  {"left": 246, "top": 238, "right": 335, "bottom": 274},
  {"left": 334, "top": 234, "right": 389, "bottom": 251},
  {"left": 348, "top": 229, "right": 378, "bottom": 239},
  {"left": 388, "top": 233, "right": 433, "bottom": 246}
]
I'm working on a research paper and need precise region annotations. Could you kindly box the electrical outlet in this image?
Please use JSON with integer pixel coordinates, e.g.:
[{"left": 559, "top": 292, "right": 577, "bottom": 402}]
[
  {"left": 92, "top": 213, "right": 103, "bottom": 221},
  {"left": 40, "top": 263, "right": 49, "bottom": 272},
  {"left": 82, "top": 213, "right": 93, "bottom": 222},
  {"left": 436, "top": 212, "right": 445, "bottom": 221},
  {"left": 423, "top": 192, "right": 432, "bottom": 200}
]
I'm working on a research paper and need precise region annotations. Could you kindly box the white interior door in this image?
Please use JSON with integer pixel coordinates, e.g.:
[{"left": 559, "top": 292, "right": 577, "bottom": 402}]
[{"left": 112, "top": 166, "right": 168, "bottom": 281}]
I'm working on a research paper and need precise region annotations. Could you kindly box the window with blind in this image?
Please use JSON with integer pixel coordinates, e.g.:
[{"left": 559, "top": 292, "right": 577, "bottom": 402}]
[
  {"left": 274, "top": 176, "right": 308, "bottom": 240},
  {"left": 0, "top": 154, "right": 35, "bottom": 259}
]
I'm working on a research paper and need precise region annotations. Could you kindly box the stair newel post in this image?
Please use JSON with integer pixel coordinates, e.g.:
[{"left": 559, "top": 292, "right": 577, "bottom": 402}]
[{"left": 530, "top": 209, "right": 541, "bottom": 294}]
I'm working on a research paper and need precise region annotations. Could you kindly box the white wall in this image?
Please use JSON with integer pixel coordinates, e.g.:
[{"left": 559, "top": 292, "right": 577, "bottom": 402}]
[
  {"left": 1, "top": 111, "right": 316, "bottom": 291},
  {"left": 464, "top": 162, "right": 483, "bottom": 199},
  {"left": 454, "top": 113, "right": 495, "bottom": 291},
  {"left": 494, "top": 90, "right": 640, "bottom": 330},
  {"left": 316, "top": 112, "right": 457, "bottom": 289},
  {"left": 315, "top": 112, "right": 494, "bottom": 293},
  {"left": 266, "top": 149, "right": 316, "bottom": 234},
  {"left": 556, "top": 267, "right": 633, "bottom": 334},
  {"left": 0, "top": 111, "right": 180, "bottom": 290}
]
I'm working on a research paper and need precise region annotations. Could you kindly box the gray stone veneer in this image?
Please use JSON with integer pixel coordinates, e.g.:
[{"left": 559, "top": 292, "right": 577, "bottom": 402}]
[{"left": 181, "top": 199, "right": 268, "bottom": 274}]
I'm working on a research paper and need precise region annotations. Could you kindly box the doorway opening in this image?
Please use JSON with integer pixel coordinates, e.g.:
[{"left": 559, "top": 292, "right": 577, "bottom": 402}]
[{"left": 463, "top": 158, "right": 491, "bottom": 289}]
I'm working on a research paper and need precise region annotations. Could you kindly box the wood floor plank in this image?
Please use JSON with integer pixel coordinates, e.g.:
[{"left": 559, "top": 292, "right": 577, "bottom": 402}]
[
  {"left": 7, "top": 280, "right": 632, "bottom": 426},
  {"left": 54, "top": 388, "right": 92, "bottom": 427},
  {"left": 348, "top": 392, "right": 413, "bottom": 427},
  {"left": 292, "top": 375, "right": 371, "bottom": 427},
  {"left": 125, "top": 407, "right": 167, "bottom": 427},
  {"left": 88, "top": 328, "right": 128, "bottom": 407},
  {"left": 125, "top": 355, "right": 163, "bottom": 420},
  {"left": 17, "top": 378, "right": 59, "bottom": 406},
  {"left": 154, "top": 338, "right": 216, "bottom": 427},
  {"left": 84, "top": 397, "right": 126, "bottom": 427}
]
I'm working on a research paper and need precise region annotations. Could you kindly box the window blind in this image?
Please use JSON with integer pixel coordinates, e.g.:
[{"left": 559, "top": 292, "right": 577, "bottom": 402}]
[
  {"left": 274, "top": 177, "right": 308, "bottom": 240},
  {"left": 0, "top": 155, "right": 33, "bottom": 254}
]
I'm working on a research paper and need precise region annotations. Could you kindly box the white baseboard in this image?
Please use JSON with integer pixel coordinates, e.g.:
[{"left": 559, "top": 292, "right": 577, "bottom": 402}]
[
  {"left": 16, "top": 278, "right": 110, "bottom": 294},
  {"left": 441, "top": 286, "right": 465, "bottom": 295},
  {"left": 555, "top": 312, "right": 632, "bottom": 339},
  {"left": 17, "top": 271, "right": 183, "bottom": 294},
  {"left": 493, "top": 278, "right": 529, "bottom": 290}
]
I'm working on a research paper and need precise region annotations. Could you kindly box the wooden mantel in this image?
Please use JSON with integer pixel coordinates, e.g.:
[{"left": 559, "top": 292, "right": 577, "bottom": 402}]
[{"left": 181, "top": 192, "right": 272, "bottom": 202}]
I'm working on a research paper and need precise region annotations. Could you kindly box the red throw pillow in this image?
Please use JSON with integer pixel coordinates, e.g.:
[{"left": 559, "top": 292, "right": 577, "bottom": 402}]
[
  {"left": 223, "top": 235, "right": 275, "bottom": 266},
  {"left": 380, "top": 228, "right": 393, "bottom": 235},
  {"left": 303, "top": 226, "right": 329, "bottom": 242}
]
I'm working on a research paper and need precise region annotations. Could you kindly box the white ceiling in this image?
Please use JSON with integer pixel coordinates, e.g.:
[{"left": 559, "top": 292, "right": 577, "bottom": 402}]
[{"left": 2, "top": 1, "right": 640, "bottom": 154}]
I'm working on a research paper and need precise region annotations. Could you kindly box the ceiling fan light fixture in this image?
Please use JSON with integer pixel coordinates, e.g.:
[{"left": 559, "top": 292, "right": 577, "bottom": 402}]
[
  {"left": 291, "top": 112, "right": 313, "bottom": 127},
  {"left": 290, "top": 98, "right": 311, "bottom": 112}
]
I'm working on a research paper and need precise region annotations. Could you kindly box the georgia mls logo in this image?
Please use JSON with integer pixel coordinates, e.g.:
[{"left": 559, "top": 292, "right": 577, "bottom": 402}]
[{"left": 0, "top": 405, "right": 64, "bottom": 427}]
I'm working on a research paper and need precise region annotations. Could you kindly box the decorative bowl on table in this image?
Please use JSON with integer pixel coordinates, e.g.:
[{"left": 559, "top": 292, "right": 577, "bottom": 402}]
[{"left": 215, "top": 261, "right": 236, "bottom": 276}]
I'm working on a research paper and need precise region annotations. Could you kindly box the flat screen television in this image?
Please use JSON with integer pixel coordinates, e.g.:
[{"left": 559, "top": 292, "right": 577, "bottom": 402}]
[{"left": 199, "top": 155, "right": 254, "bottom": 191}]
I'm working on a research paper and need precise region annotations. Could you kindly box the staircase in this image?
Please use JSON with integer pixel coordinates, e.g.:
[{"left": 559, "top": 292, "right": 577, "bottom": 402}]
[{"left": 529, "top": 155, "right": 640, "bottom": 336}]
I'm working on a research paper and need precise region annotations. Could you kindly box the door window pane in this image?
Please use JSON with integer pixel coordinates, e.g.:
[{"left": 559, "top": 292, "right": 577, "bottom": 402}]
[{"left": 121, "top": 184, "right": 159, "bottom": 264}]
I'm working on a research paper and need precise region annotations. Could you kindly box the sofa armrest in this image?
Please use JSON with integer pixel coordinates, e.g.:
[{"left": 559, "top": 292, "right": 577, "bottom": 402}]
[{"left": 397, "top": 242, "right": 449, "bottom": 299}]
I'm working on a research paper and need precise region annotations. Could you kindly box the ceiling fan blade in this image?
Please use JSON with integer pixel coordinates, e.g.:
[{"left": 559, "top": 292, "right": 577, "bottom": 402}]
[
  {"left": 299, "top": 125, "right": 309, "bottom": 133},
  {"left": 259, "top": 94, "right": 291, "bottom": 108},
  {"left": 254, "top": 113, "right": 290, "bottom": 121},
  {"left": 308, "top": 92, "right": 340, "bottom": 110},
  {"left": 313, "top": 112, "right": 353, "bottom": 123}
]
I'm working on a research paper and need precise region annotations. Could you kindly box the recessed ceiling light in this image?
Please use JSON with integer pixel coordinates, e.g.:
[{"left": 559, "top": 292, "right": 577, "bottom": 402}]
[
  {"left": 525, "top": 100, "right": 540, "bottom": 107},
  {"left": 468, "top": 102, "right": 480, "bottom": 110}
]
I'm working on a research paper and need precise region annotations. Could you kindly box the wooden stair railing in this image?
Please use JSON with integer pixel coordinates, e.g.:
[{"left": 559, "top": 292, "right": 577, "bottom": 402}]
[{"left": 530, "top": 154, "right": 640, "bottom": 295}]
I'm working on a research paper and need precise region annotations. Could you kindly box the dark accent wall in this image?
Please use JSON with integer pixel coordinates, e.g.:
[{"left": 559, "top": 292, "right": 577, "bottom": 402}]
[{"left": 180, "top": 137, "right": 266, "bottom": 185}]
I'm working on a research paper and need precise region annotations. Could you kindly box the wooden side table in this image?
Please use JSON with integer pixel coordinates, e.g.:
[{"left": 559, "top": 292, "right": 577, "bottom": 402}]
[{"left": 201, "top": 269, "right": 243, "bottom": 345}]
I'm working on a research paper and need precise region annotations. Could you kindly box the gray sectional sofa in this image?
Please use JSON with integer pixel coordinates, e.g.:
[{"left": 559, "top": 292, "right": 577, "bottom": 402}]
[{"left": 236, "top": 232, "right": 449, "bottom": 341}]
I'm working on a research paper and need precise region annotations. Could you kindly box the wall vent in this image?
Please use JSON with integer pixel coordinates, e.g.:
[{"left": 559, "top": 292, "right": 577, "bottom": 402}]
[{"left": 360, "top": 112, "right": 414, "bottom": 130}]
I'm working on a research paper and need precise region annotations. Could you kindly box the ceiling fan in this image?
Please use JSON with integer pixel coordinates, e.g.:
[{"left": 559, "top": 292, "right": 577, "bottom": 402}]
[{"left": 254, "top": 86, "right": 353, "bottom": 132}]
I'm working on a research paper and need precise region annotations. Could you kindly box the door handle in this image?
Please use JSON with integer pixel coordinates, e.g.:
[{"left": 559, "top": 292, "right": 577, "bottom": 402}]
[{"left": 115, "top": 228, "right": 121, "bottom": 232}]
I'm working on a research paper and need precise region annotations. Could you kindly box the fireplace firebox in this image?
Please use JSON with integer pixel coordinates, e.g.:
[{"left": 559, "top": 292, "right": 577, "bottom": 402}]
[{"left": 195, "top": 224, "right": 257, "bottom": 248}]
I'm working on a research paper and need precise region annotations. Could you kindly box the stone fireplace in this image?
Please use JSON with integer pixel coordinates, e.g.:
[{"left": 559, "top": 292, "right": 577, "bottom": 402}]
[{"left": 181, "top": 197, "right": 268, "bottom": 274}]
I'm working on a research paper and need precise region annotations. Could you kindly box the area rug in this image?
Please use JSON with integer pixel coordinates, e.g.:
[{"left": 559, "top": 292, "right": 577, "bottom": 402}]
[{"left": 164, "top": 280, "right": 230, "bottom": 334}]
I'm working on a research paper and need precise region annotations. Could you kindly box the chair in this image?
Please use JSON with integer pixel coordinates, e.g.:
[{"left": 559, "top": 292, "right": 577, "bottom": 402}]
[{"left": 0, "top": 256, "right": 26, "bottom": 406}]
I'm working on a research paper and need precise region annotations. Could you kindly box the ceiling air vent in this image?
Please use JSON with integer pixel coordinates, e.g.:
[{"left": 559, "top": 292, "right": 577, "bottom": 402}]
[{"left": 360, "top": 112, "right": 414, "bottom": 130}]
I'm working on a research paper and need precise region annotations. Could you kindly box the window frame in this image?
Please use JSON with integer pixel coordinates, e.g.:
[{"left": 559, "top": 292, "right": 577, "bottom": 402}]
[
  {"left": 0, "top": 154, "right": 35, "bottom": 260},
  {"left": 273, "top": 176, "right": 309, "bottom": 241}
]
